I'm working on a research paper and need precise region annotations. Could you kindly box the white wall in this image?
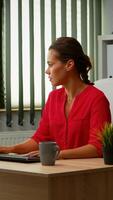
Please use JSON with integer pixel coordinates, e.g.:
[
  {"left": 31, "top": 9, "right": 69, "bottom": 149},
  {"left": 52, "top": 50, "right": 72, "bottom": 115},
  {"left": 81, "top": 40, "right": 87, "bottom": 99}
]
[{"left": 102, "top": 0, "right": 113, "bottom": 34}]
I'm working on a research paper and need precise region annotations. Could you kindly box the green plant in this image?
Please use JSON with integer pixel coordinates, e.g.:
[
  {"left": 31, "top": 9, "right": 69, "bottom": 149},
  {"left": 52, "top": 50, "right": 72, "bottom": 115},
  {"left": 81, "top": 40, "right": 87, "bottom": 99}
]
[{"left": 102, "top": 123, "right": 113, "bottom": 150}]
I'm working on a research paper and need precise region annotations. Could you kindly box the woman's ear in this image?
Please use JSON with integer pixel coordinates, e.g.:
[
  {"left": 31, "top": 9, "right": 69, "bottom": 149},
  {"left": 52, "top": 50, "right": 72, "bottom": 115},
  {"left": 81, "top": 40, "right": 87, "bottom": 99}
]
[{"left": 65, "top": 59, "right": 75, "bottom": 71}]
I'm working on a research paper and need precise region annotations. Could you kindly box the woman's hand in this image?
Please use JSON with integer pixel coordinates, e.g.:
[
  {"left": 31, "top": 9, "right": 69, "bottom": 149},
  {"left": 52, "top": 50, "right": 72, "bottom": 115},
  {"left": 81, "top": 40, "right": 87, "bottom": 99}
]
[
  {"left": 0, "top": 139, "right": 39, "bottom": 155},
  {"left": 22, "top": 150, "right": 40, "bottom": 158}
]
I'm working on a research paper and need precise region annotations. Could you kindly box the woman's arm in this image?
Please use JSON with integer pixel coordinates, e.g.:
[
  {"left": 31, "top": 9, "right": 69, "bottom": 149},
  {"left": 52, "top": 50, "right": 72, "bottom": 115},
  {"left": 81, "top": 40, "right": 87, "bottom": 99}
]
[
  {"left": 0, "top": 94, "right": 52, "bottom": 155},
  {"left": 0, "top": 138, "right": 38, "bottom": 154},
  {"left": 59, "top": 144, "right": 98, "bottom": 159}
]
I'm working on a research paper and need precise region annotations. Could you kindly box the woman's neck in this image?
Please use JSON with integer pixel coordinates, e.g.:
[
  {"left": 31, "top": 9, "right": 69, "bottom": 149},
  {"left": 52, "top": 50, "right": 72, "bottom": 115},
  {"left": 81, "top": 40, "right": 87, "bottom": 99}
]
[{"left": 64, "top": 77, "right": 88, "bottom": 102}]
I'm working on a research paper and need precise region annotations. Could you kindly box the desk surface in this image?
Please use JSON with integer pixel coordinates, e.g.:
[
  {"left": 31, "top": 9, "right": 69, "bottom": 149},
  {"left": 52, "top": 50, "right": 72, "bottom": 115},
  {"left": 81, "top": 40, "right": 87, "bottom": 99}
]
[
  {"left": 0, "top": 158, "right": 113, "bottom": 177},
  {"left": 1, "top": 158, "right": 113, "bottom": 200}
]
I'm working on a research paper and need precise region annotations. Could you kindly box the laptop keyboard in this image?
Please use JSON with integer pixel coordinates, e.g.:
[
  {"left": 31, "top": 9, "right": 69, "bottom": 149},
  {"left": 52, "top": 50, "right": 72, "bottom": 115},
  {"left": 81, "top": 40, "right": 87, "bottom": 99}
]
[{"left": 0, "top": 153, "right": 40, "bottom": 163}]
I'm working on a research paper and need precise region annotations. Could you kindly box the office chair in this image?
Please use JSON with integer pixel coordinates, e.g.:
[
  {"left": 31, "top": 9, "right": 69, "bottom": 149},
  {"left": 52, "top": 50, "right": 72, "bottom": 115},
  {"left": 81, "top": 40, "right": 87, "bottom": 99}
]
[{"left": 94, "top": 78, "right": 113, "bottom": 122}]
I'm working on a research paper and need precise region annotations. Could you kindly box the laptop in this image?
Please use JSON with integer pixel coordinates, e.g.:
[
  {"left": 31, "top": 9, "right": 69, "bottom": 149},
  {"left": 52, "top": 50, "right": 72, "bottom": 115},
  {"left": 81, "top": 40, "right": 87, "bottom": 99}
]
[{"left": 0, "top": 153, "right": 40, "bottom": 163}]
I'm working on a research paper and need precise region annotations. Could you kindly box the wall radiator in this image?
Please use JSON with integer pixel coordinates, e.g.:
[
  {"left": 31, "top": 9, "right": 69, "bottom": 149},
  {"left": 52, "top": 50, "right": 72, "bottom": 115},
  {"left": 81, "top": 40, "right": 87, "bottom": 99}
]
[{"left": 0, "top": 131, "right": 34, "bottom": 146}]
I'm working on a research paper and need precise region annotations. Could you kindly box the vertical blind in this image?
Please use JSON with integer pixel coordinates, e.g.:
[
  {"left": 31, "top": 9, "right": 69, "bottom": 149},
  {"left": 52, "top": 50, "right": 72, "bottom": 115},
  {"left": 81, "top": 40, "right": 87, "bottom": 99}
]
[
  {"left": 0, "top": 0, "right": 4, "bottom": 109},
  {"left": 2, "top": 0, "right": 101, "bottom": 126}
]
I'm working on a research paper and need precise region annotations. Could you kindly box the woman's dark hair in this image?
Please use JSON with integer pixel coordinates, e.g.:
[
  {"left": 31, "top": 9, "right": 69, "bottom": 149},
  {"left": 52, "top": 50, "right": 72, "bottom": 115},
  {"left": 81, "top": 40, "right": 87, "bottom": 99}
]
[{"left": 49, "top": 37, "right": 94, "bottom": 85}]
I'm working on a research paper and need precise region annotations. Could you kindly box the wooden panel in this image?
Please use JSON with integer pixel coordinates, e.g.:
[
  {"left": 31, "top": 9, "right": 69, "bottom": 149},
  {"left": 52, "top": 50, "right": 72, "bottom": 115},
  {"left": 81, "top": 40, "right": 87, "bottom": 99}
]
[
  {"left": 0, "top": 172, "right": 49, "bottom": 200},
  {"left": 49, "top": 173, "right": 85, "bottom": 200},
  {"left": 49, "top": 171, "right": 113, "bottom": 200}
]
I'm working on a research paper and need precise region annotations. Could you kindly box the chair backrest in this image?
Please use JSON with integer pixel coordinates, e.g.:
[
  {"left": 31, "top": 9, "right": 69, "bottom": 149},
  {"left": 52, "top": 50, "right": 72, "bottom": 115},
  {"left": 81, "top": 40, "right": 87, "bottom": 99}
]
[{"left": 94, "top": 78, "right": 113, "bottom": 122}]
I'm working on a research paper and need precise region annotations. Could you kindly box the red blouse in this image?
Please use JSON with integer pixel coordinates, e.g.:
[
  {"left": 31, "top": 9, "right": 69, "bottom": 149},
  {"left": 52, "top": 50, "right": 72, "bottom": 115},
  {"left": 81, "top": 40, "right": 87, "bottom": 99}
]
[{"left": 32, "top": 85, "right": 111, "bottom": 157}]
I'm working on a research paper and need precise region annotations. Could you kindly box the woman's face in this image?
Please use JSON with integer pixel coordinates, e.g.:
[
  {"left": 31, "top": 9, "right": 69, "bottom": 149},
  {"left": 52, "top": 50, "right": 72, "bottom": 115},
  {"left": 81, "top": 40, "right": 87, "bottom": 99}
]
[{"left": 45, "top": 49, "right": 69, "bottom": 87}]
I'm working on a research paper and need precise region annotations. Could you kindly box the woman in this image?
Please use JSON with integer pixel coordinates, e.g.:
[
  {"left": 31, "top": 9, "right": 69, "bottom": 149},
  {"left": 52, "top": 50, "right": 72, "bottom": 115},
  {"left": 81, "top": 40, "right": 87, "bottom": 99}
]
[{"left": 0, "top": 37, "right": 111, "bottom": 159}]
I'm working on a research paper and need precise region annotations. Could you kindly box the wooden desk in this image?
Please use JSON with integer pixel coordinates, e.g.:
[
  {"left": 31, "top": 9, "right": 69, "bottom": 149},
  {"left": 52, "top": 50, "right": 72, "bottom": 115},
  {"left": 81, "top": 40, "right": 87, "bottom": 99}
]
[{"left": 0, "top": 158, "right": 113, "bottom": 200}]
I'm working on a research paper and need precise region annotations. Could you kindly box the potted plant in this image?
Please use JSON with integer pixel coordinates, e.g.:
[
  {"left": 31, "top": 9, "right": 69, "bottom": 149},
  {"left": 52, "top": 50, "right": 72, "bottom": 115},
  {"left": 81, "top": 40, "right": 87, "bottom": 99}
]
[{"left": 101, "top": 123, "right": 113, "bottom": 165}]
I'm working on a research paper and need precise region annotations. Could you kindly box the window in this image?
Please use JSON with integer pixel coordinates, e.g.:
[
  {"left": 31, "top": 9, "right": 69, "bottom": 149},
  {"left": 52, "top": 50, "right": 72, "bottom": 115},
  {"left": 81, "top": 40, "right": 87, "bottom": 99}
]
[
  {"left": 1, "top": 0, "right": 102, "bottom": 126},
  {"left": 3, "top": 0, "right": 83, "bottom": 109}
]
